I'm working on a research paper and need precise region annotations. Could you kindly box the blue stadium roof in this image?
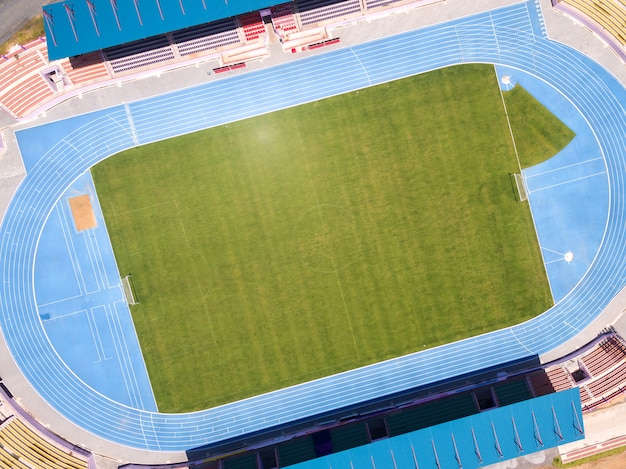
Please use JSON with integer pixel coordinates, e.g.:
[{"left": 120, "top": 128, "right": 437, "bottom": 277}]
[
  {"left": 289, "top": 389, "right": 585, "bottom": 469},
  {"left": 43, "top": 0, "right": 275, "bottom": 60}
]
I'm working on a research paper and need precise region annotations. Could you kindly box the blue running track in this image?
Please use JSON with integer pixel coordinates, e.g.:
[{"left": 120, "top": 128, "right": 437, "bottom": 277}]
[
  {"left": 2, "top": 0, "right": 626, "bottom": 451},
  {"left": 33, "top": 170, "right": 158, "bottom": 411}
]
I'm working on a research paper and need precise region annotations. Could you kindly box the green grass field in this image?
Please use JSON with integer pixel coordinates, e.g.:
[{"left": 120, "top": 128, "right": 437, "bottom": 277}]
[
  {"left": 92, "top": 64, "right": 573, "bottom": 413},
  {"left": 504, "top": 84, "right": 575, "bottom": 168}
]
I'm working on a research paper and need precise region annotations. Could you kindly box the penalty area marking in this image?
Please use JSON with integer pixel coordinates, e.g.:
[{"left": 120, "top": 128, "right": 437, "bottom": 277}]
[
  {"left": 544, "top": 247, "right": 575, "bottom": 264},
  {"left": 495, "top": 67, "right": 522, "bottom": 176}
]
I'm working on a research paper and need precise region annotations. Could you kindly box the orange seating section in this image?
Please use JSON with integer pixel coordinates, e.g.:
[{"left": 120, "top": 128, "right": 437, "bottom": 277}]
[
  {"left": 63, "top": 51, "right": 111, "bottom": 84},
  {"left": 580, "top": 335, "right": 626, "bottom": 377},
  {"left": 546, "top": 366, "right": 573, "bottom": 392},
  {"left": 587, "top": 360, "right": 626, "bottom": 398},
  {"left": 0, "top": 42, "right": 112, "bottom": 118},
  {"left": 0, "top": 44, "right": 54, "bottom": 118}
]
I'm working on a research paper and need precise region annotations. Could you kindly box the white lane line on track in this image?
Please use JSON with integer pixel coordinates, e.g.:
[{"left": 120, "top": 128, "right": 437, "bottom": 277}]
[{"left": 527, "top": 171, "right": 606, "bottom": 194}]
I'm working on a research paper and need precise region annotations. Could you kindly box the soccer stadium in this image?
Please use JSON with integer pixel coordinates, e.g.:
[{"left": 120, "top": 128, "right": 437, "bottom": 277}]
[{"left": 1, "top": 0, "right": 626, "bottom": 468}]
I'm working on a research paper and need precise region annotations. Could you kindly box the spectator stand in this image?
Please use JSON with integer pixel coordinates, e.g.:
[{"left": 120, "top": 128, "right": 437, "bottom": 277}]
[
  {"left": 0, "top": 380, "right": 94, "bottom": 469},
  {"left": 0, "top": 38, "right": 55, "bottom": 118},
  {"left": 362, "top": 0, "right": 440, "bottom": 13},
  {"left": 171, "top": 19, "right": 241, "bottom": 59},
  {"left": 296, "top": 0, "right": 363, "bottom": 27},
  {"left": 270, "top": 3, "right": 301, "bottom": 40},
  {"left": 553, "top": 0, "right": 626, "bottom": 63},
  {"left": 0, "top": 38, "right": 113, "bottom": 120},
  {"left": 103, "top": 35, "right": 176, "bottom": 75},
  {"left": 104, "top": 18, "right": 252, "bottom": 77},
  {"left": 63, "top": 51, "right": 110, "bottom": 85},
  {"left": 210, "top": 12, "right": 271, "bottom": 65},
  {"left": 537, "top": 330, "right": 626, "bottom": 412},
  {"left": 0, "top": 31, "right": 243, "bottom": 119},
  {"left": 239, "top": 12, "right": 268, "bottom": 43},
  {"left": 0, "top": 0, "right": 450, "bottom": 119}
]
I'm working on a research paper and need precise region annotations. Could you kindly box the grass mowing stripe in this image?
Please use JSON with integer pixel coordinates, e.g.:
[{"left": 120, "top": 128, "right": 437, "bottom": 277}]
[
  {"left": 503, "top": 84, "right": 576, "bottom": 168},
  {"left": 92, "top": 64, "right": 563, "bottom": 413}
]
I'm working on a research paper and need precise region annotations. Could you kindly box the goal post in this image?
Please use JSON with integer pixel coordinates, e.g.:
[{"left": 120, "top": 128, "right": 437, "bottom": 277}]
[
  {"left": 513, "top": 172, "right": 528, "bottom": 202},
  {"left": 122, "top": 274, "right": 139, "bottom": 305}
]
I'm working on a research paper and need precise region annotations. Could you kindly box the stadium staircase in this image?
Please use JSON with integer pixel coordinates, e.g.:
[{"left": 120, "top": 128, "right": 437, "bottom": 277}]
[{"left": 271, "top": 3, "right": 300, "bottom": 38}]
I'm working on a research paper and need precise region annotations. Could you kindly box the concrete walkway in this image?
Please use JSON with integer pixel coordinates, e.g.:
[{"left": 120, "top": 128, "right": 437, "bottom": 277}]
[
  {"left": 559, "top": 396, "right": 626, "bottom": 463},
  {"left": 1, "top": 0, "right": 626, "bottom": 466}
]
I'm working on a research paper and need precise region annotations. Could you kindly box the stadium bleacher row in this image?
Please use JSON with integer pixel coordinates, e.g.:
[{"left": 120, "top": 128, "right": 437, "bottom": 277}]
[
  {"left": 0, "top": 417, "right": 88, "bottom": 469},
  {"left": 0, "top": 40, "right": 55, "bottom": 118},
  {"left": 64, "top": 52, "right": 110, "bottom": 84},
  {"left": 104, "top": 35, "right": 176, "bottom": 74},
  {"left": 0, "top": 385, "right": 92, "bottom": 469},
  {"left": 270, "top": 4, "right": 299, "bottom": 38},
  {"left": 531, "top": 333, "right": 626, "bottom": 411},
  {"left": 366, "top": 0, "right": 410, "bottom": 11},
  {"left": 297, "top": 0, "right": 362, "bottom": 26},
  {"left": 558, "top": 0, "right": 626, "bottom": 45},
  {"left": 171, "top": 19, "right": 241, "bottom": 57},
  {"left": 239, "top": 13, "right": 267, "bottom": 42},
  {"left": 0, "top": 38, "right": 111, "bottom": 118}
]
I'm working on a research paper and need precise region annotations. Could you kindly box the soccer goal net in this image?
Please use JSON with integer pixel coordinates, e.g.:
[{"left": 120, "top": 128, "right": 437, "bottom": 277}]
[
  {"left": 513, "top": 173, "right": 528, "bottom": 202},
  {"left": 122, "top": 274, "right": 139, "bottom": 305}
]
